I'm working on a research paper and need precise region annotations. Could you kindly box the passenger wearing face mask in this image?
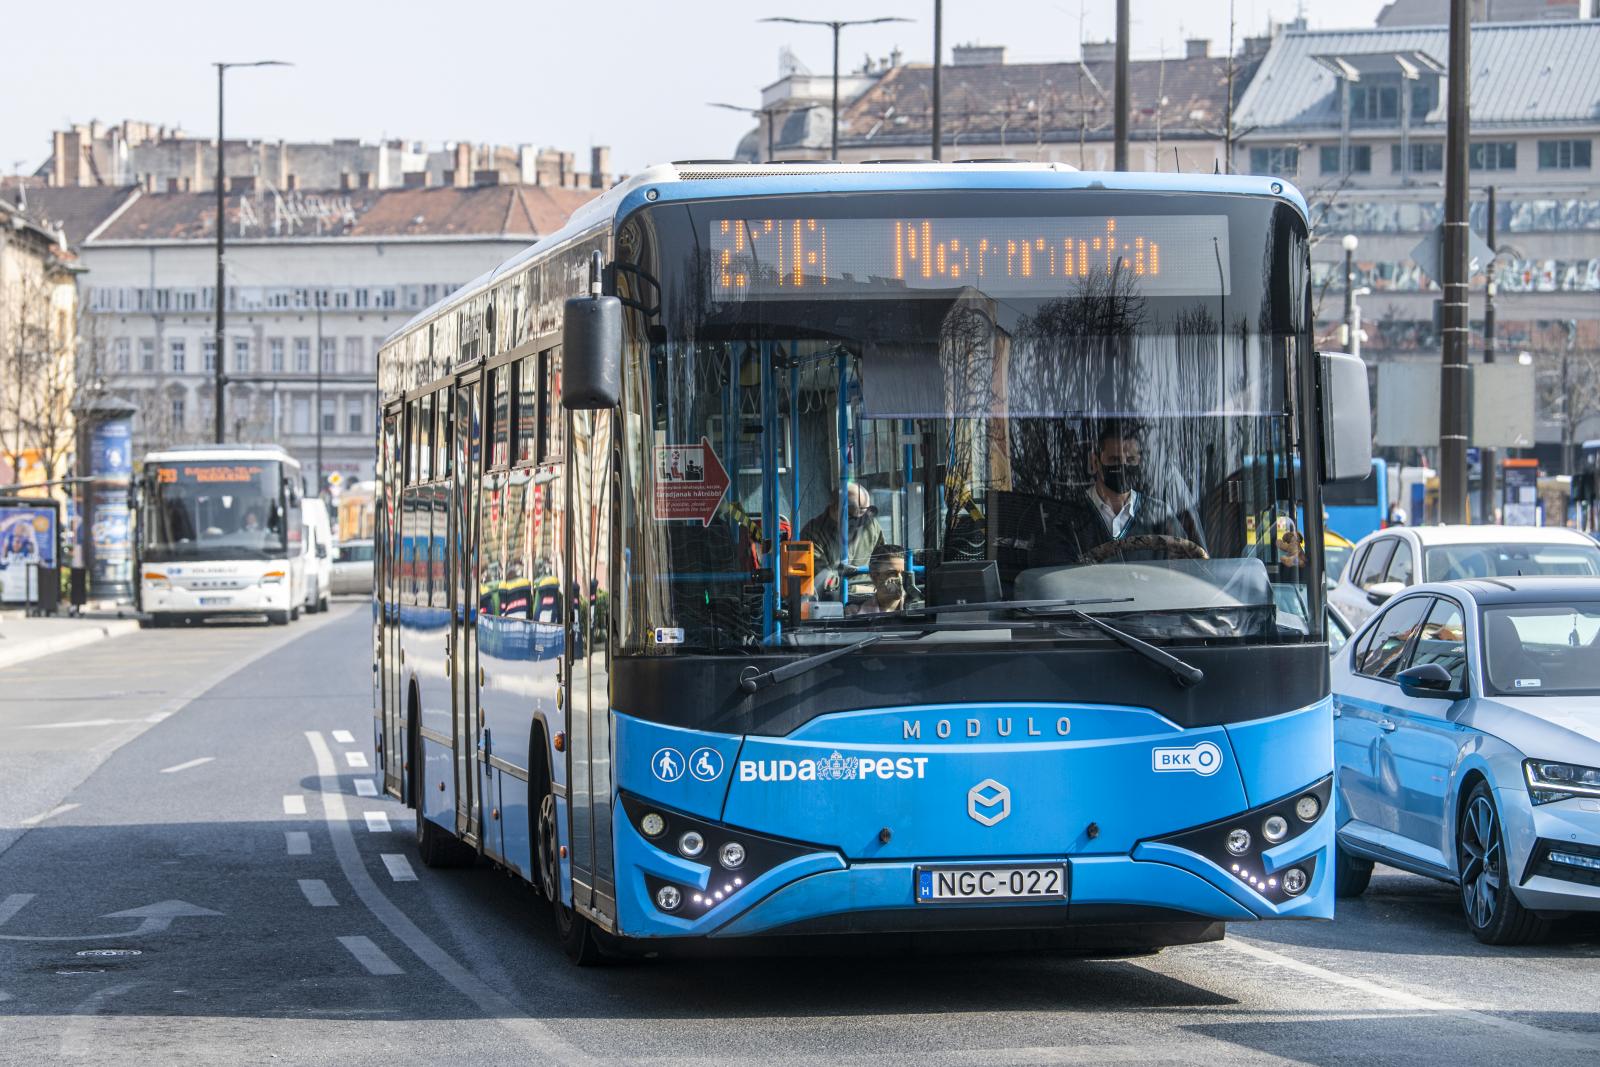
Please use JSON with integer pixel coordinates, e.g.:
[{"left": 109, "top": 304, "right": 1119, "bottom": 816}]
[{"left": 1031, "top": 423, "right": 1188, "bottom": 566}]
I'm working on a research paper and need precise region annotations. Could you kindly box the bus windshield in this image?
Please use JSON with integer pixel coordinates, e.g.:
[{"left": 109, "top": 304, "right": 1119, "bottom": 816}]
[
  {"left": 616, "top": 191, "right": 1316, "bottom": 652},
  {"left": 142, "top": 460, "right": 289, "bottom": 562}
]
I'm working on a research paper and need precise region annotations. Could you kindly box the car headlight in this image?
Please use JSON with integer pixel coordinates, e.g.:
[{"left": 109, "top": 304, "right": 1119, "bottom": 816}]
[{"left": 1524, "top": 759, "right": 1600, "bottom": 805}]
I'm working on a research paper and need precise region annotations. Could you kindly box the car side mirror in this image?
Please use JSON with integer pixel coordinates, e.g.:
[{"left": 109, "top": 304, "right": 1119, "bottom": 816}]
[
  {"left": 1366, "top": 580, "right": 1403, "bottom": 606},
  {"left": 1318, "top": 350, "right": 1372, "bottom": 484},
  {"left": 562, "top": 252, "right": 621, "bottom": 411},
  {"left": 1397, "top": 661, "right": 1455, "bottom": 699}
]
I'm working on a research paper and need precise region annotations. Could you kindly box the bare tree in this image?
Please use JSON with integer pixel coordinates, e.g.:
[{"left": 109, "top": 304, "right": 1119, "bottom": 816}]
[{"left": 0, "top": 269, "right": 79, "bottom": 489}]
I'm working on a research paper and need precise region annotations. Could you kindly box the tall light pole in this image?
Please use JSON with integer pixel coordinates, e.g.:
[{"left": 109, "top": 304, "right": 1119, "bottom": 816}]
[
  {"left": 931, "top": 0, "right": 943, "bottom": 160},
  {"left": 708, "top": 101, "right": 819, "bottom": 161},
  {"left": 1481, "top": 185, "right": 1497, "bottom": 524},
  {"left": 212, "top": 59, "right": 291, "bottom": 445},
  {"left": 1341, "top": 234, "right": 1358, "bottom": 349},
  {"left": 1114, "top": 0, "right": 1130, "bottom": 170},
  {"left": 760, "top": 16, "right": 912, "bottom": 160},
  {"left": 1438, "top": 0, "right": 1471, "bottom": 524}
]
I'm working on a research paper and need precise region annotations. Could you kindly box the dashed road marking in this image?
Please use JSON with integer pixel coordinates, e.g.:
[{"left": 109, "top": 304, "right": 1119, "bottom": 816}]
[
  {"left": 363, "top": 812, "right": 391, "bottom": 833},
  {"left": 345, "top": 751, "right": 369, "bottom": 768},
  {"left": 337, "top": 935, "right": 402, "bottom": 975},
  {"left": 298, "top": 879, "right": 338, "bottom": 907},
  {"left": 285, "top": 831, "right": 311, "bottom": 856},
  {"left": 380, "top": 854, "right": 417, "bottom": 882},
  {"left": 283, "top": 794, "right": 307, "bottom": 815},
  {"left": 354, "top": 778, "right": 378, "bottom": 797},
  {"left": 0, "top": 893, "right": 35, "bottom": 928},
  {"left": 332, "top": 730, "right": 355, "bottom": 744},
  {"left": 19, "top": 803, "right": 78, "bottom": 826},
  {"left": 159, "top": 757, "right": 214, "bottom": 774}
]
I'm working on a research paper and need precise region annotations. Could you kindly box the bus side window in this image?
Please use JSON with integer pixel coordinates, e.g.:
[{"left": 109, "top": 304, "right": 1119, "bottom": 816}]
[
  {"left": 436, "top": 387, "right": 452, "bottom": 481},
  {"left": 491, "top": 365, "right": 511, "bottom": 469},
  {"left": 406, "top": 399, "right": 420, "bottom": 486},
  {"left": 516, "top": 355, "right": 537, "bottom": 465},
  {"left": 419, "top": 393, "right": 434, "bottom": 483},
  {"left": 539, "top": 346, "right": 562, "bottom": 463}
]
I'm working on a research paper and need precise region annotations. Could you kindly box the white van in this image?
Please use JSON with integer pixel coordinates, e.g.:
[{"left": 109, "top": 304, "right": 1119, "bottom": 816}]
[{"left": 301, "top": 498, "right": 334, "bottom": 614}]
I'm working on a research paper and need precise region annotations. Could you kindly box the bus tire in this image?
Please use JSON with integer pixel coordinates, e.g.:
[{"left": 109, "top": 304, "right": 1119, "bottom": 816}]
[
  {"left": 290, "top": 604, "right": 301, "bottom": 622},
  {"left": 1334, "top": 843, "right": 1373, "bottom": 898},
  {"left": 413, "top": 731, "right": 475, "bottom": 869},
  {"left": 269, "top": 610, "right": 291, "bottom": 626},
  {"left": 534, "top": 747, "right": 601, "bottom": 966},
  {"left": 318, "top": 592, "right": 330, "bottom": 613}
]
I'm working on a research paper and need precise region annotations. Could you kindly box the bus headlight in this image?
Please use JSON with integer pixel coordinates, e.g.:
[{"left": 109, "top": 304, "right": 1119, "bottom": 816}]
[
  {"left": 1281, "top": 868, "right": 1308, "bottom": 895},
  {"left": 260, "top": 570, "right": 286, "bottom": 585},
  {"left": 655, "top": 885, "right": 681, "bottom": 911},
  {"left": 1227, "top": 828, "right": 1252, "bottom": 855},
  {"left": 1262, "top": 815, "right": 1289, "bottom": 843},
  {"left": 678, "top": 831, "right": 704, "bottom": 858},
  {"left": 719, "top": 842, "right": 746, "bottom": 870},
  {"left": 143, "top": 570, "right": 169, "bottom": 589},
  {"left": 1294, "top": 794, "right": 1321, "bottom": 822},
  {"left": 639, "top": 812, "right": 666, "bottom": 838}
]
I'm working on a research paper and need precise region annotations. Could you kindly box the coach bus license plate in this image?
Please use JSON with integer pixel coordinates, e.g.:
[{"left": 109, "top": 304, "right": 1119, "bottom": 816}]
[
  {"left": 199, "top": 596, "right": 230, "bottom": 605},
  {"left": 915, "top": 864, "right": 1068, "bottom": 903}
]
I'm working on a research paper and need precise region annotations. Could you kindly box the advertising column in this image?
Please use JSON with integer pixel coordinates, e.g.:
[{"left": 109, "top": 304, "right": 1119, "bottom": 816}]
[{"left": 79, "top": 408, "right": 135, "bottom": 600}]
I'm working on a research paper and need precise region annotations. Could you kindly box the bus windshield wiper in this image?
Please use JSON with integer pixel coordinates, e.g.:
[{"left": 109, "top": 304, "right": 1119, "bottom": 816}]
[
  {"left": 739, "top": 633, "right": 886, "bottom": 694},
  {"left": 1057, "top": 610, "right": 1205, "bottom": 689},
  {"left": 906, "top": 596, "right": 1135, "bottom": 617}
]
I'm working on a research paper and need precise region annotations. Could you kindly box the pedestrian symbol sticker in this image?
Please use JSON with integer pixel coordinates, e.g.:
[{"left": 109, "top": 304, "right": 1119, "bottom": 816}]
[
  {"left": 651, "top": 747, "right": 685, "bottom": 783},
  {"left": 689, "top": 747, "right": 724, "bottom": 782}
]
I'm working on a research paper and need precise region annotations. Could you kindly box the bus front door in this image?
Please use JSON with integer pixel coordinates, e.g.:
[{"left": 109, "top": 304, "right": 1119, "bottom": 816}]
[
  {"left": 452, "top": 376, "right": 482, "bottom": 845},
  {"left": 381, "top": 406, "right": 404, "bottom": 798}
]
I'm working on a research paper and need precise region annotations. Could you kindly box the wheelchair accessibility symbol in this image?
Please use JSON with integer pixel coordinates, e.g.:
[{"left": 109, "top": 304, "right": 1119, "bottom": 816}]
[
  {"left": 651, "top": 747, "right": 685, "bottom": 783},
  {"left": 689, "top": 747, "right": 724, "bottom": 782}
]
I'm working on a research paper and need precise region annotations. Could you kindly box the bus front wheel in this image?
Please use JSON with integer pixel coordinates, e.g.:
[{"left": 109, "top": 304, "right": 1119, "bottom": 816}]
[
  {"left": 537, "top": 770, "right": 601, "bottom": 965},
  {"left": 268, "top": 610, "right": 291, "bottom": 626}
]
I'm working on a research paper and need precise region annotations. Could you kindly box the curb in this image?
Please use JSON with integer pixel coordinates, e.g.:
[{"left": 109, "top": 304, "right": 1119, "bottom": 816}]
[{"left": 0, "top": 619, "right": 142, "bottom": 671}]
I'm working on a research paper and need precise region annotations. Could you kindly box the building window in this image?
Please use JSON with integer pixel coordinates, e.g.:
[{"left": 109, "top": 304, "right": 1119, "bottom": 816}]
[
  {"left": 1249, "top": 146, "right": 1299, "bottom": 177},
  {"left": 347, "top": 400, "right": 363, "bottom": 435},
  {"left": 1469, "top": 142, "right": 1516, "bottom": 171},
  {"left": 234, "top": 338, "right": 251, "bottom": 372},
  {"left": 170, "top": 394, "right": 186, "bottom": 429},
  {"left": 1320, "top": 144, "right": 1371, "bottom": 174},
  {"left": 344, "top": 337, "right": 364, "bottom": 375},
  {"left": 1538, "top": 139, "right": 1591, "bottom": 170},
  {"left": 1391, "top": 142, "right": 1444, "bottom": 172},
  {"left": 270, "top": 338, "right": 285, "bottom": 373},
  {"left": 320, "top": 337, "right": 337, "bottom": 374},
  {"left": 139, "top": 338, "right": 155, "bottom": 372},
  {"left": 294, "top": 338, "right": 310, "bottom": 374},
  {"left": 202, "top": 338, "right": 217, "bottom": 372},
  {"left": 113, "top": 338, "right": 130, "bottom": 373},
  {"left": 292, "top": 397, "right": 310, "bottom": 434},
  {"left": 1350, "top": 83, "right": 1398, "bottom": 123},
  {"left": 171, "top": 339, "right": 187, "bottom": 373},
  {"left": 321, "top": 398, "right": 337, "bottom": 433}
]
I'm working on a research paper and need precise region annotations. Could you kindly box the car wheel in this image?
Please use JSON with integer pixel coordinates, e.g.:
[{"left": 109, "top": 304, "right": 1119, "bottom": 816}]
[
  {"left": 1457, "top": 780, "right": 1547, "bottom": 945},
  {"left": 1334, "top": 843, "right": 1374, "bottom": 898},
  {"left": 536, "top": 769, "right": 601, "bottom": 966},
  {"left": 319, "top": 592, "right": 330, "bottom": 612}
]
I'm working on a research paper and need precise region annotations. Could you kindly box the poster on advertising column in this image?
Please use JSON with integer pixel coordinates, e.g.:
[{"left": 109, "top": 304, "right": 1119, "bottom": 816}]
[
  {"left": 0, "top": 501, "right": 58, "bottom": 603},
  {"left": 1502, "top": 459, "right": 1540, "bottom": 526}
]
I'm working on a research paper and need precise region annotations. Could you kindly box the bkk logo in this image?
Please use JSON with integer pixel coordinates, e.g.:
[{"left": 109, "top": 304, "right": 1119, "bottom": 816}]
[
  {"left": 1150, "top": 741, "right": 1223, "bottom": 776},
  {"left": 738, "top": 751, "right": 930, "bottom": 782}
]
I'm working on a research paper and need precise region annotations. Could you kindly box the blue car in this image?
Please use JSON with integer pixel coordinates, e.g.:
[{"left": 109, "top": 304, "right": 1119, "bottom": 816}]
[{"left": 1332, "top": 577, "right": 1600, "bottom": 944}]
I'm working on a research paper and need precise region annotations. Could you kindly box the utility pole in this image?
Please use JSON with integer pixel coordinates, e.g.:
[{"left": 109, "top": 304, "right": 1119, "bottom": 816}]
[
  {"left": 211, "top": 59, "right": 291, "bottom": 445},
  {"left": 1114, "top": 0, "right": 1130, "bottom": 171},
  {"left": 760, "top": 16, "right": 911, "bottom": 160},
  {"left": 1342, "top": 234, "right": 1358, "bottom": 347},
  {"left": 931, "top": 0, "right": 943, "bottom": 160},
  {"left": 1438, "top": 0, "right": 1471, "bottom": 524},
  {"left": 315, "top": 295, "right": 324, "bottom": 490},
  {"left": 1480, "top": 185, "right": 1497, "bottom": 524}
]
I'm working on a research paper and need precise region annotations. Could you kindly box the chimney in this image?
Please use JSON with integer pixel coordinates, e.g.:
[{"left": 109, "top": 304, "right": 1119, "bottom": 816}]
[
  {"left": 590, "top": 146, "right": 611, "bottom": 189},
  {"left": 1081, "top": 40, "right": 1115, "bottom": 63},
  {"left": 453, "top": 143, "right": 471, "bottom": 187},
  {"left": 285, "top": 173, "right": 299, "bottom": 191},
  {"left": 340, "top": 172, "right": 356, "bottom": 191},
  {"left": 360, "top": 171, "right": 375, "bottom": 189},
  {"left": 52, "top": 130, "right": 68, "bottom": 186},
  {"left": 952, "top": 44, "right": 1006, "bottom": 66},
  {"left": 1185, "top": 38, "right": 1210, "bottom": 59}
]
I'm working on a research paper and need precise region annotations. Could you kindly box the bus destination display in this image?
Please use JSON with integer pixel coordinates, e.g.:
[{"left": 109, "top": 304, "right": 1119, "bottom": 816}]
[{"left": 709, "top": 215, "right": 1230, "bottom": 298}]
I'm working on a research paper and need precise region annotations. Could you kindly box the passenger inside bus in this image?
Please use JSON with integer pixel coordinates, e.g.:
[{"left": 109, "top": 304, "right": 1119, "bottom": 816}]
[
  {"left": 800, "top": 482, "right": 884, "bottom": 600},
  {"left": 846, "top": 543, "right": 917, "bottom": 616}
]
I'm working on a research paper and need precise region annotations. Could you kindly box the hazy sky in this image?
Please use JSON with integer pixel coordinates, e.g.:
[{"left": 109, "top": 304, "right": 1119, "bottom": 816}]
[{"left": 2, "top": 0, "right": 1390, "bottom": 181}]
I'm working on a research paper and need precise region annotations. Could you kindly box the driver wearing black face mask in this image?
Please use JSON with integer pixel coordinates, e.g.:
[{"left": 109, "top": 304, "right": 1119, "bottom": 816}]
[{"left": 1030, "top": 423, "right": 1188, "bottom": 566}]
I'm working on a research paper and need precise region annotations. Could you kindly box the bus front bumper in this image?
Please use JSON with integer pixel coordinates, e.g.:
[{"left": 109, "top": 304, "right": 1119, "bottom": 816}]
[{"left": 143, "top": 579, "right": 291, "bottom": 617}]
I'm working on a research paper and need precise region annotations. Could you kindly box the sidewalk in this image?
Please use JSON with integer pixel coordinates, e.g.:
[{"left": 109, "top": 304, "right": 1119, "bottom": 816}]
[{"left": 0, "top": 609, "right": 141, "bottom": 671}]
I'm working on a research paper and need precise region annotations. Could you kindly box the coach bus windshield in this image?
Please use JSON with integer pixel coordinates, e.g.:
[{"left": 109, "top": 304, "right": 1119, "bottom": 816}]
[
  {"left": 614, "top": 190, "right": 1317, "bottom": 653},
  {"left": 142, "top": 460, "right": 290, "bottom": 562}
]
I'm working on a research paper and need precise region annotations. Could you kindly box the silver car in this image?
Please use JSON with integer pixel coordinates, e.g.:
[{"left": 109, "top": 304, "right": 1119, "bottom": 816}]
[
  {"left": 1332, "top": 577, "right": 1600, "bottom": 944},
  {"left": 330, "top": 539, "right": 374, "bottom": 595}
]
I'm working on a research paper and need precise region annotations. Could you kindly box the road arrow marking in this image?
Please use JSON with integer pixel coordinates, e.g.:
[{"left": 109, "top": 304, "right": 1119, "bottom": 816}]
[
  {"left": 159, "top": 757, "right": 214, "bottom": 774},
  {"left": 18, "top": 804, "right": 77, "bottom": 826},
  {"left": 0, "top": 899, "right": 222, "bottom": 942}
]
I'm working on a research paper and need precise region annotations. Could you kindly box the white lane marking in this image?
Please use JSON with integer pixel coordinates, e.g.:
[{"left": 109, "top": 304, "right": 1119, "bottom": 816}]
[
  {"left": 380, "top": 854, "right": 417, "bottom": 882},
  {"left": 338, "top": 934, "right": 403, "bottom": 975},
  {"left": 159, "top": 757, "right": 214, "bottom": 774},
  {"left": 332, "top": 730, "right": 355, "bottom": 744},
  {"left": 22, "top": 717, "right": 153, "bottom": 730},
  {"left": 305, "top": 731, "right": 586, "bottom": 1060},
  {"left": 363, "top": 811, "right": 391, "bottom": 833},
  {"left": 354, "top": 778, "right": 378, "bottom": 797},
  {"left": 285, "top": 831, "right": 311, "bottom": 856},
  {"left": 282, "top": 794, "right": 307, "bottom": 815},
  {"left": 1224, "top": 935, "right": 1600, "bottom": 1052},
  {"left": 345, "top": 751, "right": 369, "bottom": 768},
  {"left": 0, "top": 893, "right": 36, "bottom": 928},
  {"left": 298, "top": 879, "right": 338, "bottom": 907},
  {"left": 57, "top": 979, "right": 141, "bottom": 1058},
  {"left": 19, "top": 803, "right": 78, "bottom": 826}
]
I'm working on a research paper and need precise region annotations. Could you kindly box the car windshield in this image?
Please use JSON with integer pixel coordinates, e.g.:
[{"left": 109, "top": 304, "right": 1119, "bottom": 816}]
[
  {"left": 1425, "top": 542, "right": 1600, "bottom": 582},
  {"left": 1483, "top": 603, "right": 1600, "bottom": 696},
  {"left": 613, "top": 190, "right": 1318, "bottom": 653},
  {"left": 1325, "top": 542, "right": 1354, "bottom": 583},
  {"left": 142, "top": 460, "right": 288, "bottom": 562},
  {"left": 338, "top": 543, "right": 374, "bottom": 562}
]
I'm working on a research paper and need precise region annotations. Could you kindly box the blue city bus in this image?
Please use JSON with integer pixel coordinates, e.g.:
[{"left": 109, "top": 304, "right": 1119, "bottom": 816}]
[
  {"left": 373, "top": 162, "right": 1371, "bottom": 963},
  {"left": 1322, "top": 458, "right": 1387, "bottom": 542}
]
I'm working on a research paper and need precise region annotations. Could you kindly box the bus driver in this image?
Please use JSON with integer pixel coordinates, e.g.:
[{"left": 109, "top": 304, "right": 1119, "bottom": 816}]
[{"left": 1032, "top": 423, "right": 1196, "bottom": 565}]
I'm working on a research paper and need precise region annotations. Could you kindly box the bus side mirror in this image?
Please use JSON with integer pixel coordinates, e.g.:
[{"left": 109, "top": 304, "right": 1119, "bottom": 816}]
[
  {"left": 1318, "top": 350, "right": 1372, "bottom": 484},
  {"left": 562, "top": 295, "right": 622, "bottom": 410}
]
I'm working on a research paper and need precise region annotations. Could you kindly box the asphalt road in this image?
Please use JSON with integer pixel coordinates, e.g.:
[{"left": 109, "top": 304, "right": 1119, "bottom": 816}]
[{"left": 2, "top": 605, "right": 1598, "bottom": 1065}]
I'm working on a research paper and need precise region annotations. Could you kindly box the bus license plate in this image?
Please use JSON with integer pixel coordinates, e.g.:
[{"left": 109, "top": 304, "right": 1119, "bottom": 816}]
[
  {"left": 199, "top": 596, "right": 231, "bottom": 605},
  {"left": 915, "top": 864, "right": 1068, "bottom": 903}
]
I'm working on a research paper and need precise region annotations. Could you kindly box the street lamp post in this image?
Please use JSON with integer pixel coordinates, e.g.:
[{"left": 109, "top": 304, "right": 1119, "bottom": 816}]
[
  {"left": 760, "top": 16, "right": 912, "bottom": 160},
  {"left": 1341, "top": 234, "right": 1358, "bottom": 349},
  {"left": 931, "top": 0, "right": 943, "bottom": 160},
  {"left": 212, "top": 59, "right": 292, "bottom": 445},
  {"left": 707, "top": 101, "right": 819, "bottom": 161}
]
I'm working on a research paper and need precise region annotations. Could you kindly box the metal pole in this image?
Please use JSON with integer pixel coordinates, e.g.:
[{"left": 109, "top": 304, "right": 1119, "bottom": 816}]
[
  {"left": 1438, "top": 0, "right": 1471, "bottom": 524},
  {"left": 213, "top": 64, "right": 227, "bottom": 444},
  {"left": 1114, "top": 0, "right": 1130, "bottom": 171},
  {"left": 766, "top": 110, "right": 776, "bottom": 161},
  {"left": 1342, "top": 239, "right": 1355, "bottom": 347},
  {"left": 1563, "top": 323, "right": 1575, "bottom": 477},
  {"left": 931, "top": 0, "right": 943, "bottom": 160},
  {"left": 1480, "top": 185, "right": 1497, "bottom": 524},
  {"left": 315, "top": 298, "right": 324, "bottom": 490},
  {"left": 831, "top": 24, "right": 841, "bottom": 159}
]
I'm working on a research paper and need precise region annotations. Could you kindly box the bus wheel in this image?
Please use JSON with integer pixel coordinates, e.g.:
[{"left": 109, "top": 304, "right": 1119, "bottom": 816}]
[
  {"left": 268, "top": 610, "right": 290, "bottom": 626},
  {"left": 290, "top": 605, "right": 301, "bottom": 622},
  {"left": 537, "top": 773, "right": 600, "bottom": 965},
  {"left": 1335, "top": 844, "right": 1373, "bottom": 898}
]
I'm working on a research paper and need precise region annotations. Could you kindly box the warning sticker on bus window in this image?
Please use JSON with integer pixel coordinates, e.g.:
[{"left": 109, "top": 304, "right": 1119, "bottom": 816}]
[{"left": 653, "top": 438, "right": 729, "bottom": 526}]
